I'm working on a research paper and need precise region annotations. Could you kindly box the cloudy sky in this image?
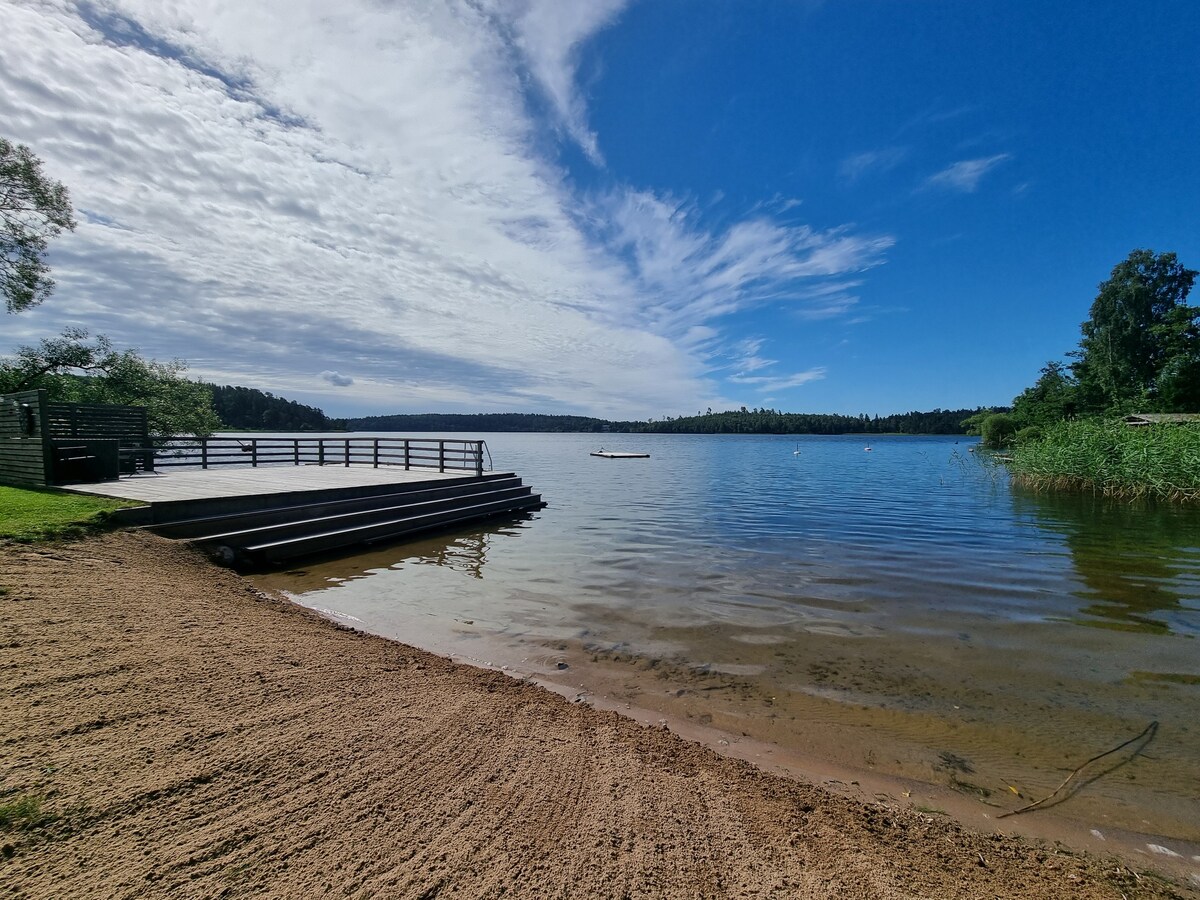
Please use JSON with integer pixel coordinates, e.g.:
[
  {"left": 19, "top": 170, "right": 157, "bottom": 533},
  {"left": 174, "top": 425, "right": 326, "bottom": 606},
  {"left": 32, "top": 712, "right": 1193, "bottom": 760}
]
[{"left": 3, "top": 0, "right": 1197, "bottom": 419}]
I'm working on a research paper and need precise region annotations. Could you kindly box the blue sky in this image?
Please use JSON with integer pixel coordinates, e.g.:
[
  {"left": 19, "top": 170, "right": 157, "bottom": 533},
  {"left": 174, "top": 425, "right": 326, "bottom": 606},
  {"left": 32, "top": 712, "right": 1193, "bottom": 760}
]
[{"left": 2, "top": 0, "right": 1197, "bottom": 419}]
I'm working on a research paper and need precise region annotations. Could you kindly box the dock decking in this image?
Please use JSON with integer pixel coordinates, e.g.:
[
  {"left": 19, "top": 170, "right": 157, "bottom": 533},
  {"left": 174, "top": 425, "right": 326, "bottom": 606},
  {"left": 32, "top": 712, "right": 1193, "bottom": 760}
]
[
  {"left": 63, "top": 465, "right": 467, "bottom": 504},
  {"left": 64, "top": 465, "right": 544, "bottom": 565}
]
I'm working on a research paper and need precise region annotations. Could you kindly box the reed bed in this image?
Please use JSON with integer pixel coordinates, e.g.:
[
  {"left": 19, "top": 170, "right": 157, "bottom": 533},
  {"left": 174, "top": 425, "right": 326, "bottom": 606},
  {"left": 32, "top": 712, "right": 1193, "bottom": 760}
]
[{"left": 1009, "top": 419, "right": 1200, "bottom": 502}]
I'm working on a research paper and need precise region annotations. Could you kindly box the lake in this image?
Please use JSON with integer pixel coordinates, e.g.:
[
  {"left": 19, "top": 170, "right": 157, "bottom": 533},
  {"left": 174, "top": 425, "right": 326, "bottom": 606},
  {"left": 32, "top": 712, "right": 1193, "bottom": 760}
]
[{"left": 250, "top": 432, "right": 1200, "bottom": 844}]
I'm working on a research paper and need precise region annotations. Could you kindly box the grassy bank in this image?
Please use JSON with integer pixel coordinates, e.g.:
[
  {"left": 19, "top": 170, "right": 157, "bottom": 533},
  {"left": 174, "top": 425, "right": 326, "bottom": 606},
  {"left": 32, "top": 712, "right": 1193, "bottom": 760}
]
[
  {"left": 0, "top": 485, "right": 135, "bottom": 542},
  {"left": 1009, "top": 418, "right": 1200, "bottom": 502}
]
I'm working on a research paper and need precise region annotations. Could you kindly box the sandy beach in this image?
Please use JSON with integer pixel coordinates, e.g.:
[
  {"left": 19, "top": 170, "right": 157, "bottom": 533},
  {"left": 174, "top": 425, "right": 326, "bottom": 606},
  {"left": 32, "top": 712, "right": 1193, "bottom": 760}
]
[{"left": 1, "top": 532, "right": 1193, "bottom": 899}]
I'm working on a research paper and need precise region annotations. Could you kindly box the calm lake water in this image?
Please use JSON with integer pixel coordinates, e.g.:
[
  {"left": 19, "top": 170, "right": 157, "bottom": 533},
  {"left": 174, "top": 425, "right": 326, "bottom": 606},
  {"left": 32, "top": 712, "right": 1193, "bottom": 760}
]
[{"left": 251, "top": 432, "right": 1200, "bottom": 843}]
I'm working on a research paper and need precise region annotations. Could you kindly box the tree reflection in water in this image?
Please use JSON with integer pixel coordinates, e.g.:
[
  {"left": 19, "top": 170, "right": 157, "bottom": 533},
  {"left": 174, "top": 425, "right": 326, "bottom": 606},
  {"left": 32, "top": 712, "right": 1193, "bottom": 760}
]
[{"left": 1011, "top": 488, "right": 1200, "bottom": 635}]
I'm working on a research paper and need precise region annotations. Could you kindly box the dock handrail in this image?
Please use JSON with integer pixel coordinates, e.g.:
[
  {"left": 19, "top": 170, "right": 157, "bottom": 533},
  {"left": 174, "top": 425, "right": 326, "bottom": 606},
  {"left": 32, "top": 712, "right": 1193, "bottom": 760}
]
[{"left": 152, "top": 437, "right": 489, "bottom": 476}]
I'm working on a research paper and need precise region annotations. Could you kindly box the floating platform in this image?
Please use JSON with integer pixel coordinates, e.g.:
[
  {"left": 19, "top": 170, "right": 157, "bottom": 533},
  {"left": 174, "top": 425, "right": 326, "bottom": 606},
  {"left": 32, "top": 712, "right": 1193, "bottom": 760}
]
[
  {"left": 66, "top": 465, "right": 544, "bottom": 565},
  {"left": 590, "top": 450, "right": 650, "bottom": 459}
]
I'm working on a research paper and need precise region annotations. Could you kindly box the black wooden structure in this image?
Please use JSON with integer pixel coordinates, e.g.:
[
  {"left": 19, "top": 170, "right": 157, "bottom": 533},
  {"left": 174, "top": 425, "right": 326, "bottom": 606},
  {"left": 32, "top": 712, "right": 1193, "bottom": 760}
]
[{"left": 0, "top": 390, "right": 154, "bottom": 487}]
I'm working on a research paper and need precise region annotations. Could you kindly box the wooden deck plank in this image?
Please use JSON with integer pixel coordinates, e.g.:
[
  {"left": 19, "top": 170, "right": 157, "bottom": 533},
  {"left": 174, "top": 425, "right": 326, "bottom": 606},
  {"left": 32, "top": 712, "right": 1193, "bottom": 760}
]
[{"left": 60, "top": 465, "right": 475, "bottom": 504}]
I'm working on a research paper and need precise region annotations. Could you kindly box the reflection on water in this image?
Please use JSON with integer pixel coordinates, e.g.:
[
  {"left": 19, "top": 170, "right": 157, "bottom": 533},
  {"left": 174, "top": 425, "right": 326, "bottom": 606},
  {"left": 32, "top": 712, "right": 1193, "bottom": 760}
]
[
  {"left": 276, "top": 513, "right": 538, "bottom": 588},
  {"left": 250, "top": 432, "right": 1200, "bottom": 841},
  {"left": 1012, "top": 489, "right": 1200, "bottom": 635}
]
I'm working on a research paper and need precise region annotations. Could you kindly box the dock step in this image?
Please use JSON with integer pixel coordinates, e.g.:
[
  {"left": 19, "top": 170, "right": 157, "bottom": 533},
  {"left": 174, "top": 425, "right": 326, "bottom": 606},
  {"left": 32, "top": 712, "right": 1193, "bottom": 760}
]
[
  {"left": 240, "top": 494, "right": 542, "bottom": 563},
  {"left": 145, "top": 472, "right": 544, "bottom": 564},
  {"left": 151, "top": 475, "right": 529, "bottom": 538}
]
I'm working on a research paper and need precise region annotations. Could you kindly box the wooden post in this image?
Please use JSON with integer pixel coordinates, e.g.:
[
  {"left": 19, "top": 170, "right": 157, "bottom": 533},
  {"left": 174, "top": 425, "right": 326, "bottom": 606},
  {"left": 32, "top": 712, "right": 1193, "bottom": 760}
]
[
  {"left": 373, "top": 440, "right": 379, "bottom": 468},
  {"left": 293, "top": 439, "right": 299, "bottom": 465},
  {"left": 345, "top": 438, "right": 350, "bottom": 467},
  {"left": 475, "top": 441, "right": 483, "bottom": 477},
  {"left": 36, "top": 389, "right": 53, "bottom": 486},
  {"left": 439, "top": 441, "right": 445, "bottom": 472},
  {"left": 251, "top": 440, "right": 258, "bottom": 467},
  {"left": 201, "top": 439, "right": 208, "bottom": 469},
  {"left": 404, "top": 440, "right": 410, "bottom": 470},
  {"left": 318, "top": 441, "right": 325, "bottom": 466}
]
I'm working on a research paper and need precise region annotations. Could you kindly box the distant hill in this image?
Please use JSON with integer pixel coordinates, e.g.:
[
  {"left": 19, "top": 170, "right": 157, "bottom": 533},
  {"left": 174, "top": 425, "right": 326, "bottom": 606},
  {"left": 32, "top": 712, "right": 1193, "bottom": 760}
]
[
  {"left": 348, "top": 408, "right": 994, "bottom": 435},
  {"left": 207, "top": 384, "right": 347, "bottom": 432},
  {"left": 348, "top": 412, "right": 615, "bottom": 433},
  {"left": 629, "top": 408, "right": 992, "bottom": 435}
]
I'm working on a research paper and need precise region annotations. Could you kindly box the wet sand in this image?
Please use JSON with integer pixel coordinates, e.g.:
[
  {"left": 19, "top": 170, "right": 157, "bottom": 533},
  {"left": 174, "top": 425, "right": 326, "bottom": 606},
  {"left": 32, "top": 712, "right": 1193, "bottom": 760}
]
[{"left": 1, "top": 532, "right": 1195, "bottom": 898}]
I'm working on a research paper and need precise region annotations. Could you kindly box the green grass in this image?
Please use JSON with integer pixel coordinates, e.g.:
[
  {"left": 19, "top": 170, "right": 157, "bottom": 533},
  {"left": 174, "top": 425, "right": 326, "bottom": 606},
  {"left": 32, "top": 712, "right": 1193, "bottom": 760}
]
[
  {"left": 0, "top": 485, "right": 136, "bottom": 542},
  {"left": 1009, "top": 419, "right": 1200, "bottom": 502},
  {"left": 0, "top": 794, "right": 54, "bottom": 831}
]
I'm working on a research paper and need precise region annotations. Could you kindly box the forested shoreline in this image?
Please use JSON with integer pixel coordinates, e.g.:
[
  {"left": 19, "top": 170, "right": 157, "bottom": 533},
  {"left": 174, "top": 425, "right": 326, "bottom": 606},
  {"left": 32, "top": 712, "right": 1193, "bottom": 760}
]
[
  {"left": 207, "top": 384, "right": 348, "bottom": 432},
  {"left": 346, "top": 407, "right": 988, "bottom": 435}
]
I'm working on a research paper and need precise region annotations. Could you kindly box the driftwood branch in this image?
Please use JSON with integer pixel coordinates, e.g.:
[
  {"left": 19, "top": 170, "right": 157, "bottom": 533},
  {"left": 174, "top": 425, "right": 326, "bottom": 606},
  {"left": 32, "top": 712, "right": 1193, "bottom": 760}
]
[{"left": 997, "top": 721, "right": 1158, "bottom": 819}]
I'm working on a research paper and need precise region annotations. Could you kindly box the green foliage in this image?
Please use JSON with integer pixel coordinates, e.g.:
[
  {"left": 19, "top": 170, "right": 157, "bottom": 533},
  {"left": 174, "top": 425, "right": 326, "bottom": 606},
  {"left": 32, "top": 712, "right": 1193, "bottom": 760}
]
[
  {"left": 960, "top": 409, "right": 997, "bottom": 436},
  {"left": 1, "top": 137, "right": 76, "bottom": 314},
  {"left": 1014, "top": 426, "right": 1043, "bottom": 445},
  {"left": 350, "top": 412, "right": 613, "bottom": 433},
  {"left": 350, "top": 408, "right": 990, "bottom": 435},
  {"left": 1011, "top": 361, "right": 1079, "bottom": 427},
  {"left": 0, "top": 486, "right": 133, "bottom": 541},
  {"left": 208, "top": 384, "right": 346, "bottom": 431},
  {"left": 1072, "top": 249, "right": 1199, "bottom": 414},
  {"left": 980, "top": 413, "right": 1018, "bottom": 449},
  {"left": 623, "top": 408, "right": 984, "bottom": 435},
  {"left": 1009, "top": 419, "right": 1200, "bottom": 502},
  {"left": 0, "top": 328, "right": 220, "bottom": 437},
  {"left": 0, "top": 794, "right": 54, "bottom": 831}
]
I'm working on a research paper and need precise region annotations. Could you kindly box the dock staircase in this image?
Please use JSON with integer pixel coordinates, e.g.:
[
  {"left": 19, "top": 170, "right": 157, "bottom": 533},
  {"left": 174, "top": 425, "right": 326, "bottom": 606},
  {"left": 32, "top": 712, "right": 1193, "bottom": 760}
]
[{"left": 145, "top": 472, "right": 543, "bottom": 565}]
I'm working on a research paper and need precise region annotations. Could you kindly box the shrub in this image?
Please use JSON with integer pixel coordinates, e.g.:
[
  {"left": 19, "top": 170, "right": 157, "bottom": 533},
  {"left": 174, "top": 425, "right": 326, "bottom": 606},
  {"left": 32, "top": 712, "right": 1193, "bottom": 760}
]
[
  {"left": 1009, "top": 418, "right": 1200, "bottom": 502},
  {"left": 1014, "top": 426, "right": 1043, "bottom": 444},
  {"left": 980, "top": 413, "right": 1019, "bottom": 449}
]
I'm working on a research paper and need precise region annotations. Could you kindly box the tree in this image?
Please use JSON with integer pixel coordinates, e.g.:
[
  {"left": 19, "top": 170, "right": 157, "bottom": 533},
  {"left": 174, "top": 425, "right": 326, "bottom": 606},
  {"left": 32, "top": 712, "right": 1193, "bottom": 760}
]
[
  {"left": 980, "top": 413, "right": 1018, "bottom": 449},
  {"left": 1011, "top": 361, "right": 1079, "bottom": 427},
  {"left": 208, "top": 384, "right": 344, "bottom": 431},
  {"left": 1, "top": 137, "right": 76, "bottom": 313},
  {"left": 1072, "top": 249, "right": 1199, "bottom": 413},
  {"left": 0, "top": 328, "right": 220, "bottom": 437},
  {"left": 960, "top": 409, "right": 997, "bottom": 436}
]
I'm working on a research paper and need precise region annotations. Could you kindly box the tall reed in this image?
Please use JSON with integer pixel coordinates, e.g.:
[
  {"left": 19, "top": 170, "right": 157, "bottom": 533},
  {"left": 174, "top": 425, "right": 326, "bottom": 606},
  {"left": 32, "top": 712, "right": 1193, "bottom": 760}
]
[{"left": 1009, "top": 419, "right": 1200, "bottom": 502}]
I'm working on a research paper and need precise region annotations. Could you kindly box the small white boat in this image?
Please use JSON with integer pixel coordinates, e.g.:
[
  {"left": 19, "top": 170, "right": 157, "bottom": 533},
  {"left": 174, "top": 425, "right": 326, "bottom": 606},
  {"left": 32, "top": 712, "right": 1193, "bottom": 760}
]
[{"left": 591, "top": 449, "right": 650, "bottom": 459}]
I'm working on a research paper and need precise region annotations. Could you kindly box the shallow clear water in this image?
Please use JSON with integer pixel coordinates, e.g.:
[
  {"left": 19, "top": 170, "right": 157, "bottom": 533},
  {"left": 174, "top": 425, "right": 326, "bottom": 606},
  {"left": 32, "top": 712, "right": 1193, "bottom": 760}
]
[{"left": 252, "top": 432, "right": 1200, "bottom": 840}]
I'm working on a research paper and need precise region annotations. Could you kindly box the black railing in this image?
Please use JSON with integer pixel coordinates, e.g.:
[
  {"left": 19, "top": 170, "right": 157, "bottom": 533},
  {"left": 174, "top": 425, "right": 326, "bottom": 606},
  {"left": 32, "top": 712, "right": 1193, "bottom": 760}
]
[{"left": 152, "top": 437, "right": 489, "bottom": 476}]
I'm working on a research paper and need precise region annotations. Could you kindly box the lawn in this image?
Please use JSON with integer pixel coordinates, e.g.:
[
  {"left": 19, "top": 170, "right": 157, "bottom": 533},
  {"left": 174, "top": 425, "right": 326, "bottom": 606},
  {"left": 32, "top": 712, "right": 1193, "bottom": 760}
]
[{"left": 0, "top": 485, "right": 137, "bottom": 542}]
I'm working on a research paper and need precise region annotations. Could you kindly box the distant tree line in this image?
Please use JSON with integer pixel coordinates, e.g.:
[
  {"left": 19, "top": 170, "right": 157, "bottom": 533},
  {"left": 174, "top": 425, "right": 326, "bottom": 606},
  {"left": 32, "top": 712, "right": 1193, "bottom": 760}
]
[
  {"left": 208, "top": 384, "right": 347, "bottom": 432},
  {"left": 349, "top": 408, "right": 988, "bottom": 435},
  {"left": 622, "top": 408, "right": 985, "bottom": 435},
  {"left": 349, "top": 412, "right": 614, "bottom": 433}
]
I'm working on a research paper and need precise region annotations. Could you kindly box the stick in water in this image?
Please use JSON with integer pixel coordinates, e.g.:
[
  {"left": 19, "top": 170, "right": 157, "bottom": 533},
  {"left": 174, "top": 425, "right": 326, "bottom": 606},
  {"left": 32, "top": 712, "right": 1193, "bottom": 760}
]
[{"left": 997, "top": 721, "right": 1158, "bottom": 819}]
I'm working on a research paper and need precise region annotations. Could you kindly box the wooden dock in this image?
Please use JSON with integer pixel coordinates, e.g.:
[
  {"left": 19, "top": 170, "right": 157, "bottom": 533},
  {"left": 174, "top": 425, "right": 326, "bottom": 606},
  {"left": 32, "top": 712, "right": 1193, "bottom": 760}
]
[
  {"left": 66, "top": 464, "right": 543, "bottom": 566},
  {"left": 1, "top": 415, "right": 544, "bottom": 564},
  {"left": 64, "top": 465, "right": 467, "bottom": 505}
]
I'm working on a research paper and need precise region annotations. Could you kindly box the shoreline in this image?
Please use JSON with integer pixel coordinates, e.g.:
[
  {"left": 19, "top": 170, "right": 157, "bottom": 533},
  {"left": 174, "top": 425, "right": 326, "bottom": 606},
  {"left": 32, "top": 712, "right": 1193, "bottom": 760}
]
[
  {"left": 2, "top": 531, "right": 1196, "bottom": 898},
  {"left": 284, "top": 589, "right": 1200, "bottom": 867},
  {"left": 310, "top": 611, "right": 1200, "bottom": 879}
]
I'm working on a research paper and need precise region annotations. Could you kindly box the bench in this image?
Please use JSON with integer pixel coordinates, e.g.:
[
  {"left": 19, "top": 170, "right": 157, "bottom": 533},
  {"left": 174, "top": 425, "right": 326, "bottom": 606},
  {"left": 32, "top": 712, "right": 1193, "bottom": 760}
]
[{"left": 51, "top": 438, "right": 120, "bottom": 483}]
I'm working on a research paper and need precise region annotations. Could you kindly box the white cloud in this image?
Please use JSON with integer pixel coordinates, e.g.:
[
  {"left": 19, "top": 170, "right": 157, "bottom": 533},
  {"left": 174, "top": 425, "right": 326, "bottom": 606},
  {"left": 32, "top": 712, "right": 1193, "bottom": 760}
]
[
  {"left": 593, "top": 189, "right": 892, "bottom": 333},
  {"left": 922, "top": 154, "right": 1012, "bottom": 193},
  {"left": 839, "top": 147, "right": 907, "bottom": 183},
  {"left": 320, "top": 370, "right": 355, "bottom": 387},
  {"left": 728, "top": 368, "right": 827, "bottom": 391},
  {"left": 507, "top": 0, "right": 631, "bottom": 164},
  {"left": 1, "top": 0, "right": 892, "bottom": 419},
  {"left": 730, "top": 338, "right": 775, "bottom": 374}
]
